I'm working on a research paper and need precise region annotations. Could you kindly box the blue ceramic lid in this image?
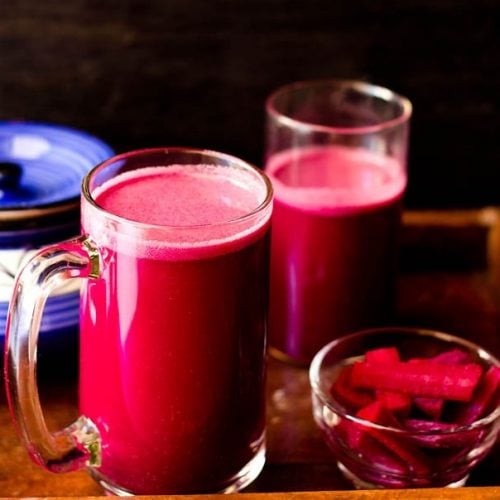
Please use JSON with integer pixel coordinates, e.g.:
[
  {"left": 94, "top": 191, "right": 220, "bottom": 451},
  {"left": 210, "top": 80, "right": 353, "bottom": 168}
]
[
  {"left": 0, "top": 123, "right": 114, "bottom": 344},
  {"left": 0, "top": 122, "right": 114, "bottom": 212}
]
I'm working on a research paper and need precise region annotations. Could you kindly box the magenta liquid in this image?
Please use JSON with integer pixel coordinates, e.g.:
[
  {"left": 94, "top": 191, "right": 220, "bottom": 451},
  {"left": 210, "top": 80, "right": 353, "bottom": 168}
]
[
  {"left": 266, "top": 146, "right": 406, "bottom": 364},
  {"left": 80, "top": 165, "right": 271, "bottom": 494}
]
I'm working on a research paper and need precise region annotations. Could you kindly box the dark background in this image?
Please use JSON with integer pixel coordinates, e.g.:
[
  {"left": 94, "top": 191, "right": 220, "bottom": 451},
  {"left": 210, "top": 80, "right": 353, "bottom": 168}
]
[{"left": 0, "top": 0, "right": 498, "bottom": 209}]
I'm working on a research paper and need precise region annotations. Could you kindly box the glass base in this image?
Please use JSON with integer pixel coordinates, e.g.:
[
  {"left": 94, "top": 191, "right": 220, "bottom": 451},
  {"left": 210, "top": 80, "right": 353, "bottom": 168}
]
[
  {"left": 269, "top": 346, "right": 310, "bottom": 367},
  {"left": 338, "top": 462, "right": 469, "bottom": 489},
  {"left": 221, "top": 439, "right": 266, "bottom": 494},
  {"left": 90, "top": 439, "right": 266, "bottom": 496}
]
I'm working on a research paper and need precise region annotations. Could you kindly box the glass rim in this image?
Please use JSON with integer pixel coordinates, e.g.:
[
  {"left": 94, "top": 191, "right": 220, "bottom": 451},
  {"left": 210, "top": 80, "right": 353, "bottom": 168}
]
[
  {"left": 82, "top": 147, "right": 274, "bottom": 231},
  {"left": 309, "top": 326, "right": 500, "bottom": 433},
  {"left": 266, "top": 78, "right": 413, "bottom": 135}
]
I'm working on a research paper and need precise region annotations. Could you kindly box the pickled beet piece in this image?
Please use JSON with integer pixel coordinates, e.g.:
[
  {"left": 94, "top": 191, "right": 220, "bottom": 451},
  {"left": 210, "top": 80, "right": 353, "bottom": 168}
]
[
  {"left": 355, "top": 435, "right": 408, "bottom": 476},
  {"left": 376, "top": 390, "right": 412, "bottom": 415},
  {"left": 330, "top": 365, "right": 374, "bottom": 410},
  {"left": 352, "top": 401, "right": 430, "bottom": 475},
  {"left": 456, "top": 366, "right": 500, "bottom": 425},
  {"left": 365, "top": 346, "right": 400, "bottom": 364},
  {"left": 409, "top": 350, "right": 472, "bottom": 416},
  {"left": 431, "top": 348, "right": 472, "bottom": 365},
  {"left": 414, "top": 396, "right": 444, "bottom": 420},
  {"left": 370, "top": 429, "right": 430, "bottom": 475},
  {"left": 366, "top": 348, "right": 406, "bottom": 414},
  {"left": 335, "top": 422, "right": 409, "bottom": 486},
  {"left": 409, "top": 348, "right": 471, "bottom": 366},
  {"left": 351, "top": 360, "right": 483, "bottom": 402},
  {"left": 343, "top": 400, "right": 385, "bottom": 448},
  {"left": 403, "top": 419, "right": 481, "bottom": 448}
]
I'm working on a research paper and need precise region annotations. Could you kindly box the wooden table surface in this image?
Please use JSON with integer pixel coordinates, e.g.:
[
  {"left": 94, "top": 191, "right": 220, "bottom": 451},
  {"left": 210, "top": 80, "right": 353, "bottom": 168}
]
[{"left": 0, "top": 208, "right": 498, "bottom": 498}]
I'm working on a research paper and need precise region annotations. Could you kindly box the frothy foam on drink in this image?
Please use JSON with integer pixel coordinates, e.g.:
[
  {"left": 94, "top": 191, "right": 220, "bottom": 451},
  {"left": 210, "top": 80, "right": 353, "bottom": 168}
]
[
  {"left": 267, "top": 145, "right": 406, "bottom": 215},
  {"left": 83, "top": 164, "right": 271, "bottom": 260}
]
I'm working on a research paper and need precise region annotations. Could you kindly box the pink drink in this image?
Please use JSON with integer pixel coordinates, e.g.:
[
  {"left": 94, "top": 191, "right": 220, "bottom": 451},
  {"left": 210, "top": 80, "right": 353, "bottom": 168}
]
[
  {"left": 80, "top": 165, "right": 271, "bottom": 494},
  {"left": 266, "top": 145, "right": 406, "bottom": 364}
]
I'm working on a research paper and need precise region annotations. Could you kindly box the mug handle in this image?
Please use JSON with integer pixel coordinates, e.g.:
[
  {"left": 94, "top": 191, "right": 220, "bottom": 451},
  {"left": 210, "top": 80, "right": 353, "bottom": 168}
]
[{"left": 4, "top": 236, "right": 101, "bottom": 472}]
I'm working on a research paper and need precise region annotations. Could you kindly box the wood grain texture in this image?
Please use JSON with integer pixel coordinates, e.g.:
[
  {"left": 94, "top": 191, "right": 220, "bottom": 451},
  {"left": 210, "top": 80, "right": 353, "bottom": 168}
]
[
  {"left": 0, "top": 1, "right": 499, "bottom": 208},
  {"left": 1, "top": 487, "right": 498, "bottom": 499}
]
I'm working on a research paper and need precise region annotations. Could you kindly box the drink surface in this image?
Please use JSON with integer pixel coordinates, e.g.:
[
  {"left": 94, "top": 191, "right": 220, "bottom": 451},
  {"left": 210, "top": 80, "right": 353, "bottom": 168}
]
[
  {"left": 94, "top": 164, "right": 263, "bottom": 226},
  {"left": 266, "top": 145, "right": 406, "bottom": 363},
  {"left": 80, "top": 164, "right": 270, "bottom": 494},
  {"left": 267, "top": 145, "right": 405, "bottom": 214},
  {"left": 86, "top": 164, "right": 270, "bottom": 260}
]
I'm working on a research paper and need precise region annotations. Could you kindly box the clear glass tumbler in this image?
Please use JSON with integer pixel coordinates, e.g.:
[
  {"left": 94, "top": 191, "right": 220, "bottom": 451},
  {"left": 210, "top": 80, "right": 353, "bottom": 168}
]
[{"left": 265, "top": 79, "right": 412, "bottom": 364}]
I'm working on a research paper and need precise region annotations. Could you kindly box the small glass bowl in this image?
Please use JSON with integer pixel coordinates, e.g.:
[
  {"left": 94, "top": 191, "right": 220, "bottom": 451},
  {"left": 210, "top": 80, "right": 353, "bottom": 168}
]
[{"left": 309, "top": 327, "right": 500, "bottom": 489}]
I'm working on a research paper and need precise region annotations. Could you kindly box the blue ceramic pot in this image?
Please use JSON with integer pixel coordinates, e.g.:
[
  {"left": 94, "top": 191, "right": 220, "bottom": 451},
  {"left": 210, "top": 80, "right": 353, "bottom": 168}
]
[{"left": 0, "top": 122, "right": 113, "bottom": 356}]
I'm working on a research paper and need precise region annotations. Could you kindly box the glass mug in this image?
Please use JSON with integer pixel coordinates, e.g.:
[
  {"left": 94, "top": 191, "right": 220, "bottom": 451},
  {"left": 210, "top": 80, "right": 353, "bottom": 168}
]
[
  {"left": 265, "top": 79, "right": 412, "bottom": 364},
  {"left": 4, "top": 148, "right": 273, "bottom": 495}
]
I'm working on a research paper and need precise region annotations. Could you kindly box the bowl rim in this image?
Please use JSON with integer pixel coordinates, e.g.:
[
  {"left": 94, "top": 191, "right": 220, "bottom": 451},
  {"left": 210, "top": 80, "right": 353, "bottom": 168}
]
[{"left": 309, "top": 326, "right": 500, "bottom": 433}]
